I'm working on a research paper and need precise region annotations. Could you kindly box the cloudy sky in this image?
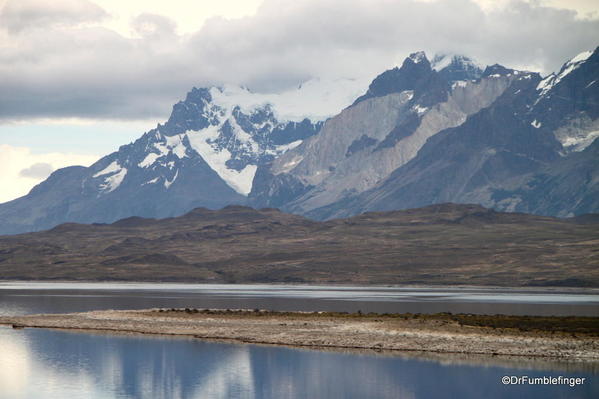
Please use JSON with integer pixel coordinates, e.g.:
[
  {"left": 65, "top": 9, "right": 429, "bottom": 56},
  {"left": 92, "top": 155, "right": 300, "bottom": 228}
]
[{"left": 1, "top": 0, "right": 598, "bottom": 203}]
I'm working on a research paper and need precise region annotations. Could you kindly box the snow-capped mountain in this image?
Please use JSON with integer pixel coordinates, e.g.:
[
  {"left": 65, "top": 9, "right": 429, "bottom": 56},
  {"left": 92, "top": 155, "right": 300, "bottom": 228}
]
[
  {"left": 0, "top": 47, "right": 597, "bottom": 235},
  {"left": 108, "top": 78, "right": 370, "bottom": 197},
  {"left": 0, "top": 78, "right": 367, "bottom": 234},
  {"left": 250, "top": 51, "right": 526, "bottom": 214},
  {"left": 305, "top": 47, "right": 599, "bottom": 219},
  {"left": 530, "top": 49, "right": 599, "bottom": 154},
  {"left": 431, "top": 53, "right": 484, "bottom": 82}
]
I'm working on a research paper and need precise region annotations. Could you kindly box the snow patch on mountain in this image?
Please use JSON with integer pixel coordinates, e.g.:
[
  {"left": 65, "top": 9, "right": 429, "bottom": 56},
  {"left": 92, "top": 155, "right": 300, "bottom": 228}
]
[
  {"left": 139, "top": 153, "right": 160, "bottom": 168},
  {"left": 270, "top": 140, "right": 303, "bottom": 154},
  {"left": 431, "top": 54, "right": 452, "bottom": 71},
  {"left": 92, "top": 160, "right": 128, "bottom": 193},
  {"left": 164, "top": 134, "right": 188, "bottom": 158},
  {"left": 570, "top": 50, "right": 593, "bottom": 64},
  {"left": 561, "top": 130, "right": 599, "bottom": 152},
  {"left": 186, "top": 126, "right": 257, "bottom": 195},
  {"left": 164, "top": 170, "right": 179, "bottom": 189},
  {"left": 98, "top": 166, "right": 127, "bottom": 193},
  {"left": 451, "top": 81, "right": 468, "bottom": 89},
  {"left": 144, "top": 177, "right": 159, "bottom": 185},
  {"left": 431, "top": 54, "right": 484, "bottom": 72},
  {"left": 209, "top": 77, "right": 371, "bottom": 123},
  {"left": 413, "top": 104, "right": 428, "bottom": 114},
  {"left": 536, "top": 50, "right": 593, "bottom": 97},
  {"left": 279, "top": 155, "right": 304, "bottom": 174},
  {"left": 93, "top": 161, "right": 120, "bottom": 178},
  {"left": 138, "top": 134, "right": 190, "bottom": 170}
]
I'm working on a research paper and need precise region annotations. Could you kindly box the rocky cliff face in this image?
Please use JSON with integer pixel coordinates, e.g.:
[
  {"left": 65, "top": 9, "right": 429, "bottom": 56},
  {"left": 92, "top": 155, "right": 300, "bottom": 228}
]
[
  {"left": 250, "top": 52, "right": 521, "bottom": 214},
  {"left": 306, "top": 48, "right": 599, "bottom": 219}
]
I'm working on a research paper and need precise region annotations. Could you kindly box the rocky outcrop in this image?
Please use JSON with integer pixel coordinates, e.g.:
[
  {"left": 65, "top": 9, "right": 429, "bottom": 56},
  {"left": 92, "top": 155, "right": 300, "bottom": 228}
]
[
  {"left": 308, "top": 48, "right": 599, "bottom": 220},
  {"left": 251, "top": 53, "right": 519, "bottom": 214}
]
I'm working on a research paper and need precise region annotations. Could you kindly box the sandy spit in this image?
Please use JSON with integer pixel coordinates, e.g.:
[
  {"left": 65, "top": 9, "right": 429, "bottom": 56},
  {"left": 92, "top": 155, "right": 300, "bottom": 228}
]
[{"left": 1, "top": 309, "right": 598, "bottom": 361}]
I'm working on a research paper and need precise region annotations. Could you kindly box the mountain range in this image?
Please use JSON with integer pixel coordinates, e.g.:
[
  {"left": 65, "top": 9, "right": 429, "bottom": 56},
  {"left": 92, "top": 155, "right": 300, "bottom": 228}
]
[{"left": 0, "top": 47, "right": 597, "bottom": 235}]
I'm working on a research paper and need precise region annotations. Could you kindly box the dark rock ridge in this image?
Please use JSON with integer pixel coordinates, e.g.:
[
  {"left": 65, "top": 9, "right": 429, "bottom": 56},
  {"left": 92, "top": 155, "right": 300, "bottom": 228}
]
[{"left": 353, "top": 51, "right": 445, "bottom": 105}]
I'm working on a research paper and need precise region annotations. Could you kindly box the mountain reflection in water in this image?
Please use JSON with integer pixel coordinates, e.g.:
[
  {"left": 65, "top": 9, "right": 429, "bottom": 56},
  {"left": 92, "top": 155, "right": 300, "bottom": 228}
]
[{"left": 1, "top": 327, "right": 597, "bottom": 399}]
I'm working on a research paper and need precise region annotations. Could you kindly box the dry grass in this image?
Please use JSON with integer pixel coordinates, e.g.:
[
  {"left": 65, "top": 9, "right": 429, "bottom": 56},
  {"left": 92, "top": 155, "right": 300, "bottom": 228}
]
[{"left": 1, "top": 204, "right": 598, "bottom": 286}]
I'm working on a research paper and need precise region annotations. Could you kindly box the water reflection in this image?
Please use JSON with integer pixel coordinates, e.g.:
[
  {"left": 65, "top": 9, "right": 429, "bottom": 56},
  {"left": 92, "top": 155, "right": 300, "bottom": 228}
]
[{"left": 1, "top": 326, "right": 597, "bottom": 399}]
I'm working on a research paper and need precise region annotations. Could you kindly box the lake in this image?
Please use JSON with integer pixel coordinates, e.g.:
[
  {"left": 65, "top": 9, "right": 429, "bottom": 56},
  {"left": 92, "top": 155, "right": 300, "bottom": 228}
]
[
  {"left": 1, "top": 326, "right": 597, "bottom": 399},
  {"left": 1, "top": 281, "right": 599, "bottom": 316},
  {"left": 0, "top": 282, "right": 598, "bottom": 398}
]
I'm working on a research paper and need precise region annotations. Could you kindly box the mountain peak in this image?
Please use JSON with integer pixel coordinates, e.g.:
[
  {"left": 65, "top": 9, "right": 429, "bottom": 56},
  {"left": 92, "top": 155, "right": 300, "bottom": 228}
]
[
  {"left": 402, "top": 51, "right": 431, "bottom": 71},
  {"left": 408, "top": 51, "right": 428, "bottom": 64},
  {"left": 431, "top": 54, "right": 481, "bottom": 70},
  {"left": 353, "top": 50, "right": 434, "bottom": 104},
  {"left": 431, "top": 53, "right": 484, "bottom": 82},
  {"left": 185, "top": 87, "right": 212, "bottom": 103},
  {"left": 551, "top": 48, "right": 594, "bottom": 80},
  {"left": 481, "top": 64, "right": 514, "bottom": 78},
  {"left": 535, "top": 48, "right": 596, "bottom": 98}
]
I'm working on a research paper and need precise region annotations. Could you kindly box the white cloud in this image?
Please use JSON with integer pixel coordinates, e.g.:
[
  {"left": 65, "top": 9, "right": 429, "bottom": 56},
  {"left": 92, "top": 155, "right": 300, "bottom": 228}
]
[
  {"left": 0, "top": 0, "right": 597, "bottom": 122},
  {"left": 0, "top": 0, "right": 107, "bottom": 33},
  {"left": 130, "top": 13, "right": 177, "bottom": 39},
  {"left": 94, "top": 0, "right": 263, "bottom": 37},
  {"left": 0, "top": 144, "right": 98, "bottom": 203}
]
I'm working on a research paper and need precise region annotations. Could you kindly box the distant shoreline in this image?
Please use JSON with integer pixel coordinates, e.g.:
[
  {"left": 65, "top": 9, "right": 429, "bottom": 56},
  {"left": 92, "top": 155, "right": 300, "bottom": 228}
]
[
  {"left": 2, "top": 280, "right": 599, "bottom": 291},
  {"left": 2, "top": 309, "right": 598, "bottom": 361}
]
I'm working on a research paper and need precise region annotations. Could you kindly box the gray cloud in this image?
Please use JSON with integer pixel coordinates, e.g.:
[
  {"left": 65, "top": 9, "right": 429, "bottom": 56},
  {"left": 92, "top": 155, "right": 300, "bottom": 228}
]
[
  {"left": 0, "top": 0, "right": 598, "bottom": 122},
  {"left": 0, "top": 0, "right": 107, "bottom": 33},
  {"left": 131, "top": 13, "right": 177, "bottom": 39},
  {"left": 19, "top": 162, "right": 54, "bottom": 179}
]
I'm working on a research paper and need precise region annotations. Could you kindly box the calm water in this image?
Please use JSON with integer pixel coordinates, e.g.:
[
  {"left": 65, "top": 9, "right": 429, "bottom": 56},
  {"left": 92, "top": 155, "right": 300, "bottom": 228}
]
[
  {"left": 1, "top": 282, "right": 599, "bottom": 316},
  {"left": 1, "top": 326, "right": 598, "bottom": 399},
  {"left": 1, "top": 282, "right": 598, "bottom": 398}
]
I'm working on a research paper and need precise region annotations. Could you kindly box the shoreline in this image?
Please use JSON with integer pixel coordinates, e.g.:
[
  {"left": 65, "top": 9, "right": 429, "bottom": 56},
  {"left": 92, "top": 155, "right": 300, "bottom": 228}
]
[
  {"left": 0, "top": 277, "right": 599, "bottom": 291},
  {"left": 2, "top": 280, "right": 599, "bottom": 291},
  {"left": 2, "top": 309, "right": 598, "bottom": 361}
]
